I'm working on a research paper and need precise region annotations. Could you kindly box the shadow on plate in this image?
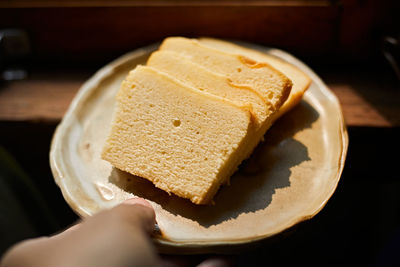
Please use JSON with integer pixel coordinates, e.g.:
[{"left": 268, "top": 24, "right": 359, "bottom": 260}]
[{"left": 109, "top": 100, "right": 319, "bottom": 227}]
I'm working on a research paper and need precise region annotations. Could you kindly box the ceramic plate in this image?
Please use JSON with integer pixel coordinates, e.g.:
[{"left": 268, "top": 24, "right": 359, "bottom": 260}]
[{"left": 50, "top": 42, "right": 348, "bottom": 253}]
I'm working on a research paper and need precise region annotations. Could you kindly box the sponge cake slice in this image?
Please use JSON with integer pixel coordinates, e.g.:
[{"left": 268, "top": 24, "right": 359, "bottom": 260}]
[
  {"left": 159, "top": 37, "right": 292, "bottom": 112},
  {"left": 102, "top": 65, "right": 253, "bottom": 204}
]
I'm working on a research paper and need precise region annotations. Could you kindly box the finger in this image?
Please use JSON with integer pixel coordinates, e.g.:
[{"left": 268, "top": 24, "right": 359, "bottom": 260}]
[
  {"left": 57, "top": 198, "right": 154, "bottom": 238},
  {"left": 110, "top": 198, "right": 156, "bottom": 233},
  {"left": 48, "top": 221, "right": 83, "bottom": 240},
  {"left": 123, "top": 197, "right": 153, "bottom": 209},
  {"left": 59, "top": 223, "right": 81, "bottom": 234},
  {"left": 1, "top": 199, "right": 160, "bottom": 267}
]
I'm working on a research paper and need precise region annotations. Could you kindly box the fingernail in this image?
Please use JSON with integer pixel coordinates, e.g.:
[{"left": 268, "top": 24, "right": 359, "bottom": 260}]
[{"left": 123, "top": 197, "right": 153, "bottom": 209}]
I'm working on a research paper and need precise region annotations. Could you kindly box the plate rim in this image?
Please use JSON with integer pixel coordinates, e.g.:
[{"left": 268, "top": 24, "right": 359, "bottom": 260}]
[{"left": 49, "top": 41, "right": 349, "bottom": 252}]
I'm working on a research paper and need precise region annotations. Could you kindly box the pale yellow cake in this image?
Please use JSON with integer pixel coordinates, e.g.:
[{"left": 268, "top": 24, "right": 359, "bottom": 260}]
[
  {"left": 199, "top": 37, "right": 312, "bottom": 120},
  {"left": 158, "top": 37, "right": 295, "bottom": 168},
  {"left": 102, "top": 66, "right": 254, "bottom": 204},
  {"left": 147, "top": 50, "right": 269, "bottom": 128},
  {"left": 159, "top": 37, "right": 293, "bottom": 112},
  {"left": 103, "top": 37, "right": 300, "bottom": 205}
]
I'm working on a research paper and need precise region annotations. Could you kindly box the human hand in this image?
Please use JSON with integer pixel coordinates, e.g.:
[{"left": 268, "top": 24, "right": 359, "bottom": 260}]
[
  {"left": 1, "top": 197, "right": 235, "bottom": 267},
  {"left": 1, "top": 198, "right": 159, "bottom": 267}
]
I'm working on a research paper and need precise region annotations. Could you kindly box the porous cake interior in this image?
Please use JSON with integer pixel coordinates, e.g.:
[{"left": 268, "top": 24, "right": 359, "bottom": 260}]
[
  {"left": 102, "top": 66, "right": 252, "bottom": 204},
  {"left": 147, "top": 50, "right": 269, "bottom": 128}
]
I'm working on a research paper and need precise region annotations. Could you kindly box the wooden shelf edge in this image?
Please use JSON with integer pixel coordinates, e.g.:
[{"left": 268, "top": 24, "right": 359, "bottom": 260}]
[{"left": 0, "top": 0, "right": 332, "bottom": 8}]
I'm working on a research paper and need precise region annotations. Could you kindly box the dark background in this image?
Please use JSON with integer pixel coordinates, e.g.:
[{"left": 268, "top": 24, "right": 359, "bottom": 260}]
[{"left": 0, "top": 0, "right": 399, "bottom": 266}]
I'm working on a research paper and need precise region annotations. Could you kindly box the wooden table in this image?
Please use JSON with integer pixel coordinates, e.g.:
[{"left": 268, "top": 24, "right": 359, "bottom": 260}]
[{"left": 0, "top": 67, "right": 399, "bottom": 127}]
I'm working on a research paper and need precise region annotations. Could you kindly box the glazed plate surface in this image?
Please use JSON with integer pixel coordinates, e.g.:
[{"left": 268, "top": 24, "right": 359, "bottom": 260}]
[{"left": 50, "top": 42, "right": 348, "bottom": 253}]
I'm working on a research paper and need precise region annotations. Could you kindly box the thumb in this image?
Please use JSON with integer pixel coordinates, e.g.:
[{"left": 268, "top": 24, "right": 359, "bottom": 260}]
[
  {"left": 109, "top": 198, "right": 157, "bottom": 234},
  {"left": 0, "top": 198, "right": 159, "bottom": 267},
  {"left": 66, "top": 197, "right": 159, "bottom": 267}
]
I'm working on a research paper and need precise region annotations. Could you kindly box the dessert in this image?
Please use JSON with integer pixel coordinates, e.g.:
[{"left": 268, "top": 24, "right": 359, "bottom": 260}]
[
  {"left": 102, "top": 37, "right": 310, "bottom": 204},
  {"left": 102, "top": 66, "right": 253, "bottom": 204}
]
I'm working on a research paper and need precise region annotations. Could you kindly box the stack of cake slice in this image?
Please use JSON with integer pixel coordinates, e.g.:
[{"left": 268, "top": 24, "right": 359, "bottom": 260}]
[{"left": 102, "top": 37, "right": 311, "bottom": 204}]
